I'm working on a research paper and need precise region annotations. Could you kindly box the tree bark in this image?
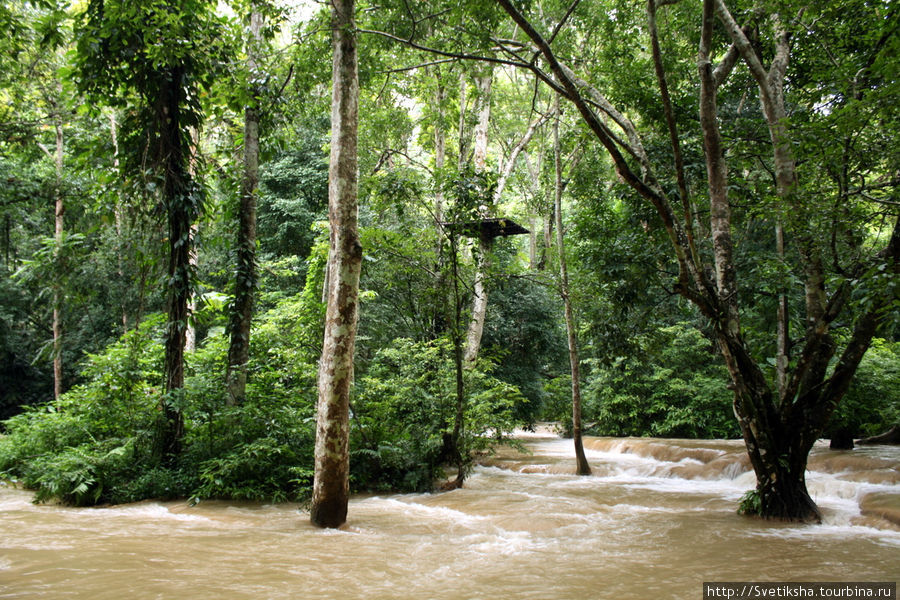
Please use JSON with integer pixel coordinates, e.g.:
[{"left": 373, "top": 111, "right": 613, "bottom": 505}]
[
  {"left": 39, "top": 105, "right": 65, "bottom": 401},
  {"left": 52, "top": 118, "right": 64, "bottom": 402},
  {"left": 158, "top": 65, "right": 194, "bottom": 467},
  {"left": 226, "top": 5, "right": 263, "bottom": 407},
  {"left": 109, "top": 111, "right": 128, "bottom": 334},
  {"left": 310, "top": 0, "right": 361, "bottom": 529},
  {"left": 496, "top": 0, "right": 897, "bottom": 522},
  {"left": 463, "top": 67, "right": 493, "bottom": 366},
  {"left": 553, "top": 101, "right": 590, "bottom": 476}
]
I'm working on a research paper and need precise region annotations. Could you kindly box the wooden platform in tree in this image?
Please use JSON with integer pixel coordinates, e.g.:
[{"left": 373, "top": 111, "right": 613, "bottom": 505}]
[{"left": 442, "top": 218, "right": 529, "bottom": 239}]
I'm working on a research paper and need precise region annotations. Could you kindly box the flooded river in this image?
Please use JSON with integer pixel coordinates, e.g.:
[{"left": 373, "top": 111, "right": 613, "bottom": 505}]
[{"left": 1, "top": 433, "right": 898, "bottom": 599}]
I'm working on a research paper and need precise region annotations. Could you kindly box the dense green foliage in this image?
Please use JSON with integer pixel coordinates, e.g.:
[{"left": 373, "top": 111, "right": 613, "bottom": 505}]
[{"left": 1, "top": 0, "right": 898, "bottom": 507}]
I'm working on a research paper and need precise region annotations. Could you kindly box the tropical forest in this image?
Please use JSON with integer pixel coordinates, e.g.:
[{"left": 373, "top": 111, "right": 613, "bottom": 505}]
[{"left": 0, "top": 0, "right": 898, "bottom": 597}]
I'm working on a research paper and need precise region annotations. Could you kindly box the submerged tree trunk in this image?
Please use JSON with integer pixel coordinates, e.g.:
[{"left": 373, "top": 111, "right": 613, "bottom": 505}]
[
  {"left": 310, "top": 0, "right": 361, "bottom": 529},
  {"left": 553, "top": 102, "right": 590, "bottom": 476},
  {"left": 226, "top": 5, "right": 263, "bottom": 407},
  {"left": 497, "top": 0, "right": 900, "bottom": 522}
]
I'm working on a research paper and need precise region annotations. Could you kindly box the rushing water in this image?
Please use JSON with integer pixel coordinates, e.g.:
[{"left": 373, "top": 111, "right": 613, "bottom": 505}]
[{"left": 1, "top": 432, "right": 898, "bottom": 599}]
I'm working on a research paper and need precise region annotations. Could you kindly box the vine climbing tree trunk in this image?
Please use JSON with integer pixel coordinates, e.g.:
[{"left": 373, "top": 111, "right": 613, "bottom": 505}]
[
  {"left": 226, "top": 4, "right": 263, "bottom": 407},
  {"left": 310, "top": 0, "right": 362, "bottom": 529},
  {"left": 158, "top": 65, "right": 196, "bottom": 467}
]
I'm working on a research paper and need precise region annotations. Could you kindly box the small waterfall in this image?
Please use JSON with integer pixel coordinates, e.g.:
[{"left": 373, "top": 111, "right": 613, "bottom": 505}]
[{"left": 483, "top": 434, "right": 900, "bottom": 531}]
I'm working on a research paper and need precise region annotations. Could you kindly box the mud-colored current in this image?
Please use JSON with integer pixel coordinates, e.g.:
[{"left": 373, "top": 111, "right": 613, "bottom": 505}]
[{"left": 2, "top": 432, "right": 897, "bottom": 599}]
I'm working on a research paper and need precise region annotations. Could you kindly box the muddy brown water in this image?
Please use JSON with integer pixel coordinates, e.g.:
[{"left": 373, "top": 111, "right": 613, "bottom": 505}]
[{"left": 1, "top": 432, "right": 898, "bottom": 599}]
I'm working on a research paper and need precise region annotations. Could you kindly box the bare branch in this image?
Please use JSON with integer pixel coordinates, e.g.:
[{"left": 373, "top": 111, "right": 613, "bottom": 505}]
[
  {"left": 548, "top": 0, "right": 581, "bottom": 45},
  {"left": 495, "top": 111, "right": 552, "bottom": 202},
  {"left": 358, "top": 27, "right": 571, "bottom": 99}
]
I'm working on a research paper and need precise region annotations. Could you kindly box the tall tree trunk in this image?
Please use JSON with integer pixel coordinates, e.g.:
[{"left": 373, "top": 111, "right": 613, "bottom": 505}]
[
  {"left": 457, "top": 71, "right": 469, "bottom": 171},
  {"left": 448, "top": 232, "right": 467, "bottom": 489},
  {"left": 775, "top": 221, "right": 789, "bottom": 397},
  {"left": 310, "top": 0, "right": 361, "bottom": 529},
  {"left": 52, "top": 118, "right": 64, "bottom": 401},
  {"left": 553, "top": 101, "right": 590, "bottom": 476},
  {"left": 431, "top": 65, "right": 448, "bottom": 338},
  {"left": 226, "top": 5, "right": 263, "bottom": 406},
  {"left": 463, "top": 68, "right": 493, "bottom": 366},
  {"left": 499, "top": 0, "right": 898, "bottom": 522},
  {"left": 110, "top": 111, "right": 129, "bottom": 333},
  {"left": 184, "top": 127, "right": 201, "bottom": 353},
  {"left": 158, "top": 65, "right": 195, "bottom": 467}
]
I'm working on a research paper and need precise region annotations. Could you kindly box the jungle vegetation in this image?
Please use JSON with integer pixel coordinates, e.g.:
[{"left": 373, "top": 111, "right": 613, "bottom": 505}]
[{"left": 0, "top": 0, "right": 897, "bottom": 523}]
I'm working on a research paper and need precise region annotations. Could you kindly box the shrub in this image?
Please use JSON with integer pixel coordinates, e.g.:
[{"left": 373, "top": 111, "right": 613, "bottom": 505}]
[
  {"left": 352, "top": 337, "right": 526, "bottom": 491},
  {"left": 584, "top": 322, "right": 740, "bottom": 439},
  {"left": 826, "top": 338, "right": 900, "bottom": 439}
]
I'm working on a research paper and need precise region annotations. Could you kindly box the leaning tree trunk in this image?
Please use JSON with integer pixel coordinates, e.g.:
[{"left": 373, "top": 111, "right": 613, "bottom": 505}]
[
  {"left": 310, "top": 0, "right": 362, "bottom": 529},
  {"left": 552, "top": 101, "right": 590, "bottom": 476},
  {"left": 226, "top": 5, "right": 263, "bottom": 407}
]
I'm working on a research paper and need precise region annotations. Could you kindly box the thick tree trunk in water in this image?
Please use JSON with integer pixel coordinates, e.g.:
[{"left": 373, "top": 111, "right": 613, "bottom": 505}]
[
  {"left": 498, "top": 0, "right": 899, "bottom": 522},
  {"left": 226, "top": 6, "right": 263, "bottom": 407},
  {"left": 553, "top": 102, "right": 590, "bottom": 476},
  {"left": 311, "top": 0, "right": 361, "bottom": 529}
]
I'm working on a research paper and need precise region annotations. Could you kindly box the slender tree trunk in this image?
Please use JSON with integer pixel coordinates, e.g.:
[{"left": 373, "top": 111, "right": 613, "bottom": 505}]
[
  {"left": 457, "top": 72, "right": 469, "bottom": 171},
  {"left": 463, "top": 233, "right": 490, "bottom": 367},
  {"left": 52, "top": 119, "right": 64, "bottom": 401},
  {"left": 553, "top": 101, "right": 590, "bottom": 476},
  {"left": 472, "top": 72, "right": 492, "bottom": 174},
  {"left": 463, "top": 68, "right": 493, "bottom": 366},
  {"left": 226, "top": 5, "right": 263, "bottom": 406},
  {"left": 775, "top": 221, "right": 789, "bottom": 397},
  {"left": 448, "top": 233, "right": 467, "bottom": 488},
  {"left": 310, "top": 0, "right": 361, "bottom": 529},
  {"left": 184, "top": 127, "right": 201, "bottom": 353},
  {"left": 431, "top": 66, "right": 448, "bottom": 338},
  {"left": 110, "top": 111, "right": 128, "bottom": 333},
  {"left": 184, "top": 222, "right": 199, "bottom": 353}
]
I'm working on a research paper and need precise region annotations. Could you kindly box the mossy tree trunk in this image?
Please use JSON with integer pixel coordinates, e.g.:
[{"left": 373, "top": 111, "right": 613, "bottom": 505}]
[
  {"left": 310, "top": 0, "right": 362, "bottom": 529},
  {"left": 226, "top": 4, "right": 263, "bottom": 407}
]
